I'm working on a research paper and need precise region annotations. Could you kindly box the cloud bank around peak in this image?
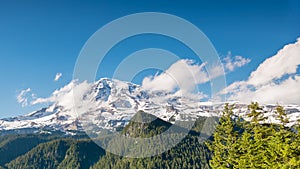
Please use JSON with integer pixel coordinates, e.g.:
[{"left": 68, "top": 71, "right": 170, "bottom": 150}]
[
  {"left": 223, "top": 38, "right": 300, "bottom": 105},
  {"left": 141, "top": 59, "right": 210, "bottom": 95},
  {"left": 31, "top": 80, "right": 93, "bottom": 111}
]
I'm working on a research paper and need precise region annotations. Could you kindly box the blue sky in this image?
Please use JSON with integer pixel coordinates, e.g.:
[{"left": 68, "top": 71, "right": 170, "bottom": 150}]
[{"left": 0, "top": 0, "right": 299, "bottom": 118}]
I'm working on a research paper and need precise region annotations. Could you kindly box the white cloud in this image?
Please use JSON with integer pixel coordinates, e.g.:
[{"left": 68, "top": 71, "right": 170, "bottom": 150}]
[
  {"left": 224, "top": 38, "right": 300, "bottom": 105},
  {"left": 253, "top": 76, "right": 300, "bottom": 104},
  {"left": 223, "top": 52, "right": 251, "bottom": 72},
  {"left": 30, "top": 80, "right": 109, "bottom": 118},
  {"left": 54, "top": 73, "right": 62, "bottom": 81},
  {"left": 17, "top": 88, "right": 31, "bottom": 107},
  {"left": 31, "top": 80, "right": 93, "bottom": 111},
  {"left": 248, "top": 38, "right": 300, "bottom": 86},
  {"left": 141, "top": 59, "right": 210, "bottom": 95}
]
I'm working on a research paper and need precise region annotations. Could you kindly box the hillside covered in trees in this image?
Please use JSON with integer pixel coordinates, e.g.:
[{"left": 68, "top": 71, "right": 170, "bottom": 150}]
[{"left": 0, "top": 103, "right": 299, "bottom": 169}]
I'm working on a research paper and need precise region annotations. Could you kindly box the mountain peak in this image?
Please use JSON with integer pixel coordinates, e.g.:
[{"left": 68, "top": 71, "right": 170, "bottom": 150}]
[{"left": 1, "top": 78, "right": 300, "bottom": 135}]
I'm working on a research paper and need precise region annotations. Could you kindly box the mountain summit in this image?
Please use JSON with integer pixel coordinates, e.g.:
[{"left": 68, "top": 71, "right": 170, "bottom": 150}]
[
  {"left": 0, "top": 78, "right": 207, "bottom": 134},
  {"left": 0, "top": 78, "right": 300, "bottom": 135}
]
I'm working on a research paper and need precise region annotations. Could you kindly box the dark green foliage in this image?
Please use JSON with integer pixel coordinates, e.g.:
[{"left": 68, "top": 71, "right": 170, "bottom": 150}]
[
  {"left": 57, "top": 140, "right": 106, "bottom": 169},
  {"left": 92, "top": 134, "right": 211, "bottom": 169},
  {"left": 5, "top": 138, "right": 105, "bottom": 169},
  {"left": 0, "top": 134, "right": 61, "bottom": 167},
  {"left": 7, "top": 139, "right": 70, "bottom": 169}
]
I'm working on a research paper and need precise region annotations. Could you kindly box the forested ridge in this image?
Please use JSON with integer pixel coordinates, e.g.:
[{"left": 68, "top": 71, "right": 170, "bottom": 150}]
[{"left": 0, "top": 103, "right": 299, "bottom": 169}]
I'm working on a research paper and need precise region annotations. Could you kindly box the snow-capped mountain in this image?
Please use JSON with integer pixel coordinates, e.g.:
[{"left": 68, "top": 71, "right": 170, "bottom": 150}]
[{"left": 0, "top": 78, "right": 300, "bottom": 134}]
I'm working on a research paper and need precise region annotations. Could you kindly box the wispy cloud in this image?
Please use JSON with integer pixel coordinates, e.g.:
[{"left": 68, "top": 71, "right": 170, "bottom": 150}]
[
  {"left": 222, "top": 52, "right": 251, "bottom": 72},
  {"left": 54, "top": 73, "right": 62, "bottom": 81},
  {"left": 223, "top": 38, "right": 300, "bottom": 105},
  {"left": 17, "top": 88, "right": 31, "bottom": 107}
]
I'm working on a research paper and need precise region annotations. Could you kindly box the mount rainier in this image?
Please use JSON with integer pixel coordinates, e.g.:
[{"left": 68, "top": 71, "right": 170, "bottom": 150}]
[{"left": 0, "top": 78, "right": 299, "bottom": 134}]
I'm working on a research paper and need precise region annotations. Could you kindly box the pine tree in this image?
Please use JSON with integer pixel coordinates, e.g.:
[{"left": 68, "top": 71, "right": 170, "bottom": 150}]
[
  {"left": 246, "top": 102, "right": 272, "bottom": 168},
  {"left": 207, "top": 103, "right": 240, "bottom": 169},
  {"left": 269, "top": 105, "right": 300, "bottom": 168},
  {"left": 209, "top": 102, "right": 300, "bottom": 169}
]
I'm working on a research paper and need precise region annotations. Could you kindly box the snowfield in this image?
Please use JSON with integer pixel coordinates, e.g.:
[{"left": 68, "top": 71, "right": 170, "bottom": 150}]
[{"left": 1, "top": 78, "right": 299, "bottom": 134}]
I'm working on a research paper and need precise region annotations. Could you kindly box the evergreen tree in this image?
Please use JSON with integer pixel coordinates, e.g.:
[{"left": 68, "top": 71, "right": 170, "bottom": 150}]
[
  {"left": 268, "top": 105, "right": 300, "bottom": 168},
  {"left": 209, "top": 102, "right": 300, "bottom": 169},
  {"left": 207, "top": 103, "right": 240, "bottom": 168}
]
